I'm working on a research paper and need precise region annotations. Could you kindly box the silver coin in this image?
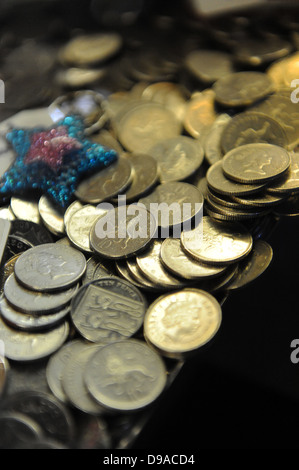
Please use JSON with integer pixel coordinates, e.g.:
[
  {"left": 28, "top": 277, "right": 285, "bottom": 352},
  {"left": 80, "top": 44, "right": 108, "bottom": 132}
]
[
  {"left": 62, "top": 343, "right": 106, "bottom": 415},
  {"left": 82, "top": 257, "right": 113, "bottom": 285},
  {"left": 0, "top": 356, "right": 9, "bottom": 398},
  {"left": 0, "top": 412, "right": 44, "bottom": 449},
  {"left": 46, "top": 339, "right": 88, "bottom": 403},
  {"left": 14, "top": 243, "right": 86, "bottom": 292},
  {"left": 138, "top": 181, "right": 203, "bottom": 230},
  {"left": 38, "top": 195, "right": 65, "bottom": 237},
  {"left": 75, "top": 156, "right": 133, "bottom": 204},
  {"left": 0, "top": 317, "right": 70, "bottom": 361},
  {"left": 63, "top": 200, "right": 83, "bottom": 228},
  {"left": 84, "top": 339, "right": 167, "bottom": 412},
  {"left": 0, "top": 206, "right": 15, "bottom": 221},
  {"left": 90, "top": 205, "right": 157, "bottom": 260},
  {"left": 160, "top": 238, "right": 227, "bottom": 280},
  {"left": 148, "top": 136, "right": 204, "bottom": 183},
  {"left": 10, "top": 196, "right": 41, "bottom": 224},
  {"left": 70, "top": 277, "right": 147, "bottom": 344},
  {"left": 181, "top": 216, "right": 253, "bottom": 265},
  {"left": 0, "top": 296, "right": 71, "bottom": 332},
  {"left": 66, "top": 205, "right": 107, "bottom": 253},
  {"left": 4, "top": 273, "right": 79, "bottom": 314},
  {"left": 1, "top": 391, "right": 75, "bottom": 445},
  {"left": 115, "top": 260, "right": 147, "bottom": 289},
  {"left": 136, "top": 239, "right": 186, "bottom": 289}
]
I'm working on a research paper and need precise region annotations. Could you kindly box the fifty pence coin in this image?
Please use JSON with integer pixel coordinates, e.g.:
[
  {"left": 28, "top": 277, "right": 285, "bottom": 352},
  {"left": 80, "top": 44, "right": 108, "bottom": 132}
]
[
  {"left": 71, "top": 277, "right": 147, "bottom": 344},
  {"left": 144, "top": 289, "right": 222, "bottom": 358},
  {"left": 84, "top": 339, "right": 167, "bottom": 412},
  {"left": 14, "top": 243, "right": 86, "bottom": 292}
]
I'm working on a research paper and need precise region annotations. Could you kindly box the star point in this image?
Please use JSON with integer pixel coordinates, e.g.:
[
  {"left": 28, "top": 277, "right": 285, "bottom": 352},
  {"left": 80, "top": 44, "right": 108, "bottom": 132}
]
[{"left": 0, "top": 115, "right": 118, "bottom": 208}]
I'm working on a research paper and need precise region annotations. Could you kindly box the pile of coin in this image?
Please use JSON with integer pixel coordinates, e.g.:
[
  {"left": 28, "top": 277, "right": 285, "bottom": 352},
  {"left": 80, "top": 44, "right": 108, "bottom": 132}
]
[{"left": 0, "top": 3, "right": 299, "bottom": 449}]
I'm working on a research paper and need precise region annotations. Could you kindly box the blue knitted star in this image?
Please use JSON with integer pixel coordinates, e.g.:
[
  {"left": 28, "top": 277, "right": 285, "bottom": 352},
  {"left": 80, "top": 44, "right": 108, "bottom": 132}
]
[{"left": 0, "top": 115, "right": 118, "bottom": 208}]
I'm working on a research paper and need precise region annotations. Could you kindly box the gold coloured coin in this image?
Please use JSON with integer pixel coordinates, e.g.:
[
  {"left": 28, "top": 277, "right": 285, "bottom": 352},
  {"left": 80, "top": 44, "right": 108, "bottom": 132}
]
[
  {"left": 144, "top": 288, "right": 222, "bottom": 358},
  {"left": 181, "top": 216, "right": 253, "bottom": 265}
]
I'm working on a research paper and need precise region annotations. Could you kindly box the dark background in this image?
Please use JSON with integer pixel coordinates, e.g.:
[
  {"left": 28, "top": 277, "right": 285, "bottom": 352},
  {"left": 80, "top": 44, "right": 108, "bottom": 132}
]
[{"left": 135, "top": 215, "right": 299, "bottom": 449}]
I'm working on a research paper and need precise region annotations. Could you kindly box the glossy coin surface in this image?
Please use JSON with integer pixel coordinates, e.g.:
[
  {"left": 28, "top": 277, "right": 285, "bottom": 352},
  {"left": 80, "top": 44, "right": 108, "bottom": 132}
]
[
  {"left": 38, "top": 196, "right": 65, "bottom": 237},
  {"left": 121, "top": 153, "right": 158, "bottom": 202},
  {"left": 213, "top": 71, "right": 275, "bottom": 107},
  {"left": 62, "top": 343, "right": 105, "bottom": 415},
  {"left": 14, "top": 243, "right": 86, "bottom": 292},
  {"left": 204, "top": 113, "right": 231, "bottom": 166},
  {"left": 185, "top": 49, "right": 234, "bottom": 84},
  {"left": 46, "top": 340, "right": 87, "bottom": 404},
  {"left": 136, "top": 239, "right": 186, "bottom": 289},
  {"left": 66, "top": 205, "right": 105, "bottom": 253},
  {"left": 75, "top": 156, "right": 133, "bottom": 204},
  {"left": 139, "top": 181, "right": 203, "bottom": 229},
  {"left": 267, "top": 152, "right": 299, "bottom": 194},
  {"left": 10, "top": 220, "right": 53, "bottom": 246},
  {"left": 183, "top": 90, "right": 217, "bottom": 139},
  {"left": 0, "top": 296, "right": 71, "bottom": 332},
  {"left": 251, "top": 92, "right": 299, "bottom": 150},
  {"left": 221, "top": 112, "right": 288, "bottom": 153},
  {"left": 160, "top": 238, "right": 226, "bottom": 280},
  {"left": 1, "top": 391, "right": 74, "bottom": 444},
  {"left": 206, "top": 161, "right": 264, "bottom": 196},
  {"left": 227, "top": 240, "right": 273, "bottom": 290},
  {"left": 90, "top": 205, "right": 157, "bottom": 259},
  {"left": 0, "top": 412, "right": 43, "bottom": 449},
  {"left": 181, "top": 216, "right": 253, "bottom": 265},
  {"left": 10, "top": 197, "right": 41, "bottom": 224},
  {"left": 0, "top": 357, "right": 9, "bottom": 398},
  {"left": 148, "top": 136, "right": 204, "bottom": 183},
  {"left": 59, "top": 33, "right": 123, "bottom": 66},
  {"left": 71, "top": 277, "right": 147, "bottom": 344},
  {"left": 4, "top": 273, "right": 78, "bottom": 314},
  {"left": 117, "top": 102, "right": 181, "bottom": 153},
  {"left": 144, "top": 289, "right": 222, "bottom": 357},
  {"left": 84, "top": 340, "right": 167, "bottom": 412},
  {"left": 0, "top": 317, "right": 69, "bottom": 361},
  {"left": 222, "top": 143, "right": 291, "bottom": 184}
]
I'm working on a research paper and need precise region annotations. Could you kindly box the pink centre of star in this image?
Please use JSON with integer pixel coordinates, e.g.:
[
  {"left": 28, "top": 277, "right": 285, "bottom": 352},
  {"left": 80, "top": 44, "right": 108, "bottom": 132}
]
[{"left": 24, "top": 126, "right": 82, "bottom": 171}]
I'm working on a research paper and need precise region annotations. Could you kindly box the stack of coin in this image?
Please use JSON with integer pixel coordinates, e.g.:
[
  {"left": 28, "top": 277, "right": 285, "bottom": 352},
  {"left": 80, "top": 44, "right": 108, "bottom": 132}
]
[
  {"left": 2, "top": 3, "right": 299, "bottom": 448},
  {"left": 0, "top": 243, "right": 86, "bottom": 361}
]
